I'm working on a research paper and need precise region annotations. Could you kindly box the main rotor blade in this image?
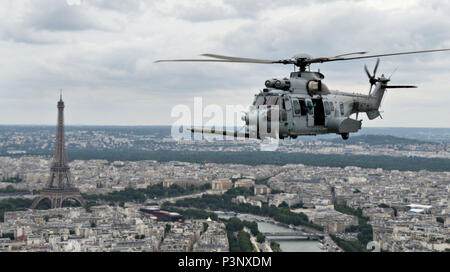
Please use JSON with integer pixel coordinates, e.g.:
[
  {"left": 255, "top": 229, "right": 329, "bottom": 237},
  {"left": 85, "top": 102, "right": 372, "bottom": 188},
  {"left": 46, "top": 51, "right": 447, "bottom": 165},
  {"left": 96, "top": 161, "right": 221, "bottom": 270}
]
[
  {"left": 333, "top": 51, "right": 368, "bottom": 58},
  {"left": 156, "top": 48, "right": 450, "bottom": 66},
  {"left": 309, "top": 48, "right": 450, "bottom": 64},
  {"left": 201, "top": 53, "right": 280, "bottom": 63},
  {"left": 155, "top": 58, "right": 275, "bottom": 64},
  {"left": 156, "top": 53, "right": 282, "bottom": 64}
]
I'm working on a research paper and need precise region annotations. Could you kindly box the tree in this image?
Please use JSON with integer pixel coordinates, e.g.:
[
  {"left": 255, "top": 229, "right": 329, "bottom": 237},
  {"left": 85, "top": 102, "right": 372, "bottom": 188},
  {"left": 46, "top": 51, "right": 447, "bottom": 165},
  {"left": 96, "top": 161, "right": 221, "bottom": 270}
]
[
  {"left": 227, "top": 232, "right": 240, "bottom": 252},
  {"left": 165, "top": 223, "right": 171, "bottom": 234},
  {"left": 256, "top": 232, "right": 265, "bottom": 243},
  {"left": 85, "top": 201, "right": 99, "bottom": 213},
  {"left": 334, "top": 204, "right": 373, "bottom": 250},
  {"left": 226, "top": 217, "right": 244, "bottom": 232},
  {"left": 0, "top": 198, "right": 34, "bottom": 222},
  {"left": 1, "top": 233, "right": 14, "bottom": 240},
  {"left": 237, "top": 231, "right": 254, "bottom": 252},
  {"left": 270, "top": 241, "right": 281, "bottom": 252},
  {"left": 171, "top": 193, "right": 323, "bottom": 231},
  {"left": 243, "top": 221, "right": 259, "bottom": 236},
  {"left": 290, "top": 202, "right": 304, "bottom": 209}
]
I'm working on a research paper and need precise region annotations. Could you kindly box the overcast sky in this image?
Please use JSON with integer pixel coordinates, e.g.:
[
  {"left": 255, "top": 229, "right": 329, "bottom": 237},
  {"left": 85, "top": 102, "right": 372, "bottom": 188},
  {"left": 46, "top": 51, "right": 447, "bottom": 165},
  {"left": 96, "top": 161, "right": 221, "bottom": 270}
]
[{"left": 0, "top": 0, "right": 450, "bottom": 127}]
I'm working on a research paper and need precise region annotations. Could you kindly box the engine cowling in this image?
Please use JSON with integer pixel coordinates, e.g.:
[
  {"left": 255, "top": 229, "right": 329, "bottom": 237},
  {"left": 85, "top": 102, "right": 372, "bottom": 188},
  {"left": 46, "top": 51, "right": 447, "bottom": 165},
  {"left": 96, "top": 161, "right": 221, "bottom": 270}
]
[
  {"left": 274, "top": 79, "right": 290, "bottom": 90},
  {"left": 307, "top": 80, "right": 330, "bottom": 95},
  {"left": 265, "top": 79, "right": 277, "bottom": 88},
  {"left": 265, "top": 78, "right": 290, "bottom": 90}
]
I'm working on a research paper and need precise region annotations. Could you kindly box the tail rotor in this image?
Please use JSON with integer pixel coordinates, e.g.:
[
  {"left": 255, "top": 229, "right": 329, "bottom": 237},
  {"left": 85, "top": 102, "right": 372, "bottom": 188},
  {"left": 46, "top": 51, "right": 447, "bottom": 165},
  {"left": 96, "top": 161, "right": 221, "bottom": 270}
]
[{"left": 364, "top": 58, "right": 380, "bottom": 95}]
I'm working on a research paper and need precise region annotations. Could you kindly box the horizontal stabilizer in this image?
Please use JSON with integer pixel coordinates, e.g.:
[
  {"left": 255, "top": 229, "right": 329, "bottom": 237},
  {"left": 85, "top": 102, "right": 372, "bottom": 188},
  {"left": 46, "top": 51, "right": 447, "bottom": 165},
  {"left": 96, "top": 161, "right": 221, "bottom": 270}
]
[{"left": 187, "top": 128, "right": 250, "bottom": 138}]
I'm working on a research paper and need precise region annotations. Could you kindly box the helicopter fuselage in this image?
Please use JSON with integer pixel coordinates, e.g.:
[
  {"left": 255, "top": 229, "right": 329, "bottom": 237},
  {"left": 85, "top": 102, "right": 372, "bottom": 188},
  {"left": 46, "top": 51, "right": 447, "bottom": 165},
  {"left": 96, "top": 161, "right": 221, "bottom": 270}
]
[{"left": 245, "top": 71, "right": 387, "bottom": 140}]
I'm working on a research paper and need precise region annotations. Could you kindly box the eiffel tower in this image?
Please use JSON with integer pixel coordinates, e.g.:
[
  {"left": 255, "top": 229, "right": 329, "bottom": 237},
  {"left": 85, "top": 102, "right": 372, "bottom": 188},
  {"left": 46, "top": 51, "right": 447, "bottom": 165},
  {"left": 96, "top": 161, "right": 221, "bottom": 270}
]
[{"left": 31, "top": 94, "right": 85, "bottom": 209}]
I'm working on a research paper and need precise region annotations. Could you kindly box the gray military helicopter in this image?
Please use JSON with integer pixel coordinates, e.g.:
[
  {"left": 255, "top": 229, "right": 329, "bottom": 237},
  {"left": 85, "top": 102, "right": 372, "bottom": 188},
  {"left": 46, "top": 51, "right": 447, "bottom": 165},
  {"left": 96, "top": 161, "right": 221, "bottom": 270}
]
[{"left": 156, "top": 49, "right": 450, "bottom": 140}]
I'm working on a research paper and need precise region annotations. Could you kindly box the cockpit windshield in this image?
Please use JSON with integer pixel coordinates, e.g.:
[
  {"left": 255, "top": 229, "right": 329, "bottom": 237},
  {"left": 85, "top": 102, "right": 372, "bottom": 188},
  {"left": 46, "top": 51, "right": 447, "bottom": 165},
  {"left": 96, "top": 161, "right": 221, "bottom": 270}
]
[
  {"left": 254, "top": 96, "right": 265, "bottom": 106},
  {"left": 266, "top": 97, "right": 279, "bottom": 106}
]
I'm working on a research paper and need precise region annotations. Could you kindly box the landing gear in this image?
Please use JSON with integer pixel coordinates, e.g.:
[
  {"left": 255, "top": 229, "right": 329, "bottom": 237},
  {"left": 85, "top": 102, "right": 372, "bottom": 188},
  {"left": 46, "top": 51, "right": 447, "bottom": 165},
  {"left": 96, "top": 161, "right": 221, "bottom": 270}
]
[{"left": 341, "top": 133, "right": 349, "bottom": 140}]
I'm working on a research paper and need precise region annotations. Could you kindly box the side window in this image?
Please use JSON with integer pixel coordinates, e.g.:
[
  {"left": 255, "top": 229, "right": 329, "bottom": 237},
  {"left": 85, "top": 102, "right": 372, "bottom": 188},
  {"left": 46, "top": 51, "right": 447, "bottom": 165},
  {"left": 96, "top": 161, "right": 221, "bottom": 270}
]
[
  {"left": 299, "top": 100, "right": 307, "bottom": 116},
  {"left": 292, "top": 100, "right": 301, "bottom": 115},
  {"left": 340, "top": 102, "right": 344, "bottom": 116},
  {"left": 284, "top": 98, "right": 291, "bottom": 110},
  {"left": 324, "top": 101, "right": 331, "bottom": 115},
  {"left": 306, "top": 100, "right": 314, "bottom": 114}
]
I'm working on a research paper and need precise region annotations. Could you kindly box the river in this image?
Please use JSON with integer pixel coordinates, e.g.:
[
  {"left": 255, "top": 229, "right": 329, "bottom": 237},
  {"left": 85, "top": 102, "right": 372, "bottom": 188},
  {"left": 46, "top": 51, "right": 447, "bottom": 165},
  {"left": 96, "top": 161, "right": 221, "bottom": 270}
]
[{"left": 217, "top": 212, "right": 325, "bottom": 252}]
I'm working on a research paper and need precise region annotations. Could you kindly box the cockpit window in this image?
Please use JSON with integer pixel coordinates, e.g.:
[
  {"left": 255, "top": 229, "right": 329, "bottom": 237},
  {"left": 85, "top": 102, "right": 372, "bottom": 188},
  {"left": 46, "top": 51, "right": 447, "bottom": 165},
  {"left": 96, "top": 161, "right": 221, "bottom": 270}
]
[
  {"left": 292, "top": 100, "right": 301, "bottom": 115},
  {"left": 254, "top": 95, "right": 281, "bottom": 107},
  {"left": 266, "top": 97, "right": 279, "bottom": 106},
  {"left": 306, "top": 100, "right": 314, "bottom": 114},
  {"left": 254, "top": 96, "right": 265, "bottom": 106}
]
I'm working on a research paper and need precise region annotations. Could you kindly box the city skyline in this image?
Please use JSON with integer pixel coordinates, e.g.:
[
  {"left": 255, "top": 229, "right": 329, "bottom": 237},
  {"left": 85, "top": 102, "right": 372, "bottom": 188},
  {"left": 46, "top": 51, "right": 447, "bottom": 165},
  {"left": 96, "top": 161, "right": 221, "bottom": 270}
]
[{"left": 0, "top": 104, "right": 448, "bottom": 252}]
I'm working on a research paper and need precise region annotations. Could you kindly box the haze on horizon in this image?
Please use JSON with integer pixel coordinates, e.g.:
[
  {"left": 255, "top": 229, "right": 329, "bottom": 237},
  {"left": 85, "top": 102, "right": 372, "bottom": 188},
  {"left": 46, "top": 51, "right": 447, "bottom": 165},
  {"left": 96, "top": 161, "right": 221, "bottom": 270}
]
[{"left": 1, "top": 0, "right": 450, "bottom": 128}]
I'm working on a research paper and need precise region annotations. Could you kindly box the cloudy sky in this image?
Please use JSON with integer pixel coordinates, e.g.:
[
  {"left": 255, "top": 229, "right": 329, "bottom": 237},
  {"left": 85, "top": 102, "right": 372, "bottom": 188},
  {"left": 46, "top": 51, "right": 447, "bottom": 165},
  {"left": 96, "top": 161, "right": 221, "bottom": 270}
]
[{"left": 1, "top": 0, "right": 450, "bottom": 127}]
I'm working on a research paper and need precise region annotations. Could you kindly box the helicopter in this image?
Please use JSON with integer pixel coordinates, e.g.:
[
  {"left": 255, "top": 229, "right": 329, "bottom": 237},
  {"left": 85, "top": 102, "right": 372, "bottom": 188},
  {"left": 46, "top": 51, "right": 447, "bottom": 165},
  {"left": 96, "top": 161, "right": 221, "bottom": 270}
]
[{"left": 156, "top": 48, "right": 450, "bottom": 140}]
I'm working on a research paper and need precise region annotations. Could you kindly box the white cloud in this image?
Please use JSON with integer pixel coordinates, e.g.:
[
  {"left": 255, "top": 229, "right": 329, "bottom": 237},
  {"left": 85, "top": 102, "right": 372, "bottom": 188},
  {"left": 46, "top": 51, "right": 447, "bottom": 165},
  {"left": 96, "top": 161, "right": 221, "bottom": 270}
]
[{"left": 0, "top": 0, "right": 449, "bottom": 127}]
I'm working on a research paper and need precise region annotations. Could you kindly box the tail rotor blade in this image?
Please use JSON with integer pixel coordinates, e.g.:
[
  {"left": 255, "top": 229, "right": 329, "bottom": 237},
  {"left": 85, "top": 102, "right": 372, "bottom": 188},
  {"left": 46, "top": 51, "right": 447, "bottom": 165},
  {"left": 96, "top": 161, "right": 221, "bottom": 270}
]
[
  {"left": 388, "top": 67, "right": 398, "bottom": 80},
  {"left": 373, "top": 58, "right": 380, "bottom": 77},
  {"left": 364, "top": 64, "right": 371, "bottom": 79}
]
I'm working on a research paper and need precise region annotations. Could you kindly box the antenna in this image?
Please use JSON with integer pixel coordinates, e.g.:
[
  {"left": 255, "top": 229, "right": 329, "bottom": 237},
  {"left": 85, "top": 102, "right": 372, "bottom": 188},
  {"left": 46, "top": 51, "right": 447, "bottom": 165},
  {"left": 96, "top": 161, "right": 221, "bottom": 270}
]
[{"left": 60, "top": 89, "right": 63, "bottom": 101}]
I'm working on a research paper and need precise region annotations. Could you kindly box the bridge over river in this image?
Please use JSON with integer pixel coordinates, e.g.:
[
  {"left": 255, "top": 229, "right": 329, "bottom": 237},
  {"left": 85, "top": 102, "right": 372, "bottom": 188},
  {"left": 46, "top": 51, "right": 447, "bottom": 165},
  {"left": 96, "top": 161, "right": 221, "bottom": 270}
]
[{"left": 262, "top": 231, "right": 324, "bottom": 241}]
